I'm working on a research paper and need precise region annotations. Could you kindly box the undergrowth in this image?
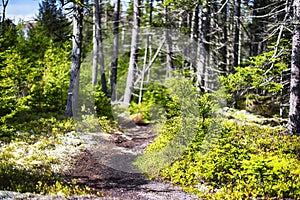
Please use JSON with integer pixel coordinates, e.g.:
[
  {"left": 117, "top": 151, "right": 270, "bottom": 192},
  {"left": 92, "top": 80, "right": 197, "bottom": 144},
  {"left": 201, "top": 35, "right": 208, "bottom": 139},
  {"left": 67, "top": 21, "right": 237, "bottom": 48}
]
[
  {"left": 135, "top": 92, "right": 300, "bottom": 199},
  {"left": 0, "top": 117, "right": 102, "bottom": 197}
]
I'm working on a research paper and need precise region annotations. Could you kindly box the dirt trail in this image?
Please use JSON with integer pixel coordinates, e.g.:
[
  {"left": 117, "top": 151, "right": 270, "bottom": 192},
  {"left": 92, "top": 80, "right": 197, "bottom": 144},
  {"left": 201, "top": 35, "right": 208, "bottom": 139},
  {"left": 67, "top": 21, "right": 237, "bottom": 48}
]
[{"left": 65, "top": 123, "right": 201, "bottom": 200}]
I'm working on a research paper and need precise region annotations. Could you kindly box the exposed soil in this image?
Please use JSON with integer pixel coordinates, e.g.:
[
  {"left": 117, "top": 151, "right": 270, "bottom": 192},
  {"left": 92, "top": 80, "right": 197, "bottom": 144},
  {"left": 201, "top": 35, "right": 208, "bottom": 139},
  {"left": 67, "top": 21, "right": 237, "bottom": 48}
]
[{"left": 64, "top": 122, "right": 201, "bottom": 200}]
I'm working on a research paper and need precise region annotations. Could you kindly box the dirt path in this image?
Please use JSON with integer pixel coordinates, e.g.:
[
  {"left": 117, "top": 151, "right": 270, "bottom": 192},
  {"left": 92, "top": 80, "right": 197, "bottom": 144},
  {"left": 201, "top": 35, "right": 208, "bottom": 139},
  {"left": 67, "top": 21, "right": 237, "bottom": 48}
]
[{"left": 65, "top": 123, "right": 201, "bottom": 200}]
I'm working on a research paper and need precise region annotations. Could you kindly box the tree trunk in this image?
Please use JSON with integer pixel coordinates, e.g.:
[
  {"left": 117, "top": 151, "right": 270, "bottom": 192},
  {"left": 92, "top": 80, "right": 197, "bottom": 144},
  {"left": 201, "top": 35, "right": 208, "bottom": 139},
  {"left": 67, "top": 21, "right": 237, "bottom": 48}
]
[
  {"left": 189, "top": 2, "right": 200, "bottom": 84},
  {"left": 1, "top": 0, "right": 9, "bottom": 33},
  {"left": 165, "top": 4, "right": 173, "bottom": 78},
  {"left": 65, "top": 1, "right": 84, "bottom": 118},
  {"left": 92, "top": 0, "right": 99, "bottom": 87},
  {"left": 287, "top": 0, "right": 300, "bottom": 134},
  {"left": 233, "top": 0, "right": 241, "bottom": 67},
  {"left": 1, "top": 0, "right": 8, "bottom": 23},
  {"left": 111, "top": 0, "right": 120, "bottom": 102},
  {"left": 98, "top": 0, "right": 107, "bottom": 94},
  {"left": 93, "top": 0, "right": 106, "bottom": 92},
  {"left": 221, "top": 0, "right": 228, "bottom": 73},
  {"left": 124, "top": 0, "right": 140, "bottom": 105}
]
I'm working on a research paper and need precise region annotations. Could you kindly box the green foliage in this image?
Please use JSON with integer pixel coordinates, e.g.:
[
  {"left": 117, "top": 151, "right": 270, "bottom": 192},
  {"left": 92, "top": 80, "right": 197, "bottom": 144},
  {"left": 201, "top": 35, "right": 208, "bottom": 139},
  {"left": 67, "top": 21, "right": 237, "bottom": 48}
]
[
  {"left": 95, "top": 87, "right": 113, "bottom": 119},
  {"left": 0, "top": 48, "right": 35, "bottom": 122},
  {"left": 0, "top": 117, "right": 74, "bottom": 143},
  {"left": 220, "top": 49, "right": 288, "bottom": 108},
  {"left": 36, "top": 0, "right": 71, "bottom": 43},
  {"left": 0, "top": 117, "right": 98, "bottom": 196},
  {"left": 75, "top": 113, "right": 115, "bottom": 133},
  {"left": 34, "top": 42, "right": 71, "bottom": 113},
  {"left": 128, "top": 82, "right": 181, "bottom": 123},
  {"left": 145, "top": 116, "right": 182, "bottom": 153},
  {"left": 135, "top": 91, "right": 212, "bottom": 176},
  {"left": 157, "top": 119, "right": 300, "bottom": 198},
  {"left": 0, "top": 42, "right": 71, "bottom": 123},
  {"left": 137, "top": 90, "right": 300, "bottom": 198},
  {"left": 0, "top": 19, "right": 19, "bottom": 51}
]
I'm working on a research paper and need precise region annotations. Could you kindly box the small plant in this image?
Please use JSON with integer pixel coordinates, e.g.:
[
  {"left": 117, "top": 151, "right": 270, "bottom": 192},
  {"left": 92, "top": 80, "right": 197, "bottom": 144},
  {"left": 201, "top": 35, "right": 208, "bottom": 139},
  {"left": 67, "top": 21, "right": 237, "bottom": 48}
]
[{"left": 0, "top": 117, "right": 99, "bottom": 197}]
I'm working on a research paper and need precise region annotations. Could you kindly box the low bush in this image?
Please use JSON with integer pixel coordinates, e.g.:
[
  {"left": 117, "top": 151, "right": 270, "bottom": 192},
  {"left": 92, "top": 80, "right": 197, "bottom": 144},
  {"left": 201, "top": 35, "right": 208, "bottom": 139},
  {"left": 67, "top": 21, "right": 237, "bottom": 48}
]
[
  {"left": 0, "top": 117, "right": 100, "bottom": 197},
  {"left": 95, "top": 87, "right": 113, "bottom": 119},
  {"left": 160, "top": 121, "right": 300, "bottom": 199},
  {"left": 137, "top": 93, "right": 300, "bottom": 199}
]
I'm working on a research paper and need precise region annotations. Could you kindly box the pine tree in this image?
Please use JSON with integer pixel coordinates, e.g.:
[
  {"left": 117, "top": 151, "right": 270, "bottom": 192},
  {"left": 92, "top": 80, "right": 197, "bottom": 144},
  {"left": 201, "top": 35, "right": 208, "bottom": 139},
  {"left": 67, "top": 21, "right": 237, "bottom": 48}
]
[{"left": 36, "top": 0, "right": 71, "bottom": 43}]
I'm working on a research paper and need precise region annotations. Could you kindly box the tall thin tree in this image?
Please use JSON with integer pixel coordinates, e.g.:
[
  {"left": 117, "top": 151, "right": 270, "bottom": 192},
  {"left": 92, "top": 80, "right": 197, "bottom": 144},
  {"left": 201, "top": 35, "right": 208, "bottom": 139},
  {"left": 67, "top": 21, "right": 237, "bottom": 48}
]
[
  {"left": 288, "top": 0, "right": 300, "bottom": 133},
  {"left": 1, "top": 0, "right": 9, "bottom": 33},
  {"left": 92, "top": 0, "right": 99, "bottom": 87},
  {"left": 65, "top": 0, "right": 84, "bottom": 117},
  {"left": 93, "top": 0, "right": 106, "bottom": 93},
  {"left": 111, "top": 0, "right": 120, "bottom": 101},
  {"left": 165, "top": 4, "right": 173, "bottom": 78},
  {"left": 124, "top": 0, "right": 140, "bottom": 105},
  {"left": 1, "top": 0, "right": 8, "bottom": 23},
  {"left": 233, "top": 0, "right": 241, "bottom": 67}
]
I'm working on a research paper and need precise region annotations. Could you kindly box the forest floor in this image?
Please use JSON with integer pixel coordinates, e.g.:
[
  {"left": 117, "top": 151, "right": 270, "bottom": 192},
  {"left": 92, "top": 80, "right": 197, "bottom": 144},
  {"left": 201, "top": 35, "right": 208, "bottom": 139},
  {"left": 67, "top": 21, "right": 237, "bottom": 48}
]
[
  {"left": 0, "top": 122, "right": 200, "bottom": 200},
  {"left": 64, "top": 122, "right": 200, "bottom": 200}
]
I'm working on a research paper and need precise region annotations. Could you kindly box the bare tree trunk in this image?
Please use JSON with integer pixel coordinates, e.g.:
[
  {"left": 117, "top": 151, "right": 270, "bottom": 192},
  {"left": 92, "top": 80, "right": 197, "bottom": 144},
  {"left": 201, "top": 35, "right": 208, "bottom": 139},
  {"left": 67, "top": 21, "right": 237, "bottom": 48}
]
[
  {"left": 220, "top": 0, "right": 229, "bottom": 73},
  {"left": 190, "top": 2, "right": 200, "bottom": 83},
  {"left": 165, "top": 5, "right": 173, "bottom": 78},
  {"left": 111, "top": 0, "right": 120, "bottom": 102},
  {"left": 138, "top": 0, "right": 153, "bottom": 104},
  {"left": 98, "top": 0, "right": 107, "bottom": 94},
  {"left": 233, "top": 0, "right": 241, "bottom": 67},
  {"left": 1, "top": 0, "right": 9, "bottom": 33},
  {"left": 198, "top": 2, "right": 210, "bottom": 92},
  {"left": 1, "top": 0, "right": 8, "bottom": 23},
  {"left": 93, "top": 0, "right": 107, "bottom": 93},
  {"left": 288, "top": 0, "right": 300, "bottom": 134},
  {"left": 92, "top": 0, "right": 99, "bottom": 87},
  {"left": 65, "top": 1, "right": 84, "bottom": 118},
  {"left": 124, "top": 0, "right": 140, "bottom": 105}
]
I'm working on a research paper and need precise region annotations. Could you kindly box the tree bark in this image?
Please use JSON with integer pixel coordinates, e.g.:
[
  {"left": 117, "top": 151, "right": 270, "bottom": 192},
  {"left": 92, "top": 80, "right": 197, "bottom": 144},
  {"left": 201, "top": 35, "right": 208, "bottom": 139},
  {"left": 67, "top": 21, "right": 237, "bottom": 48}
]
[
  {"left": 1, "top": 0, "right": 9, "bottom": 33},
  {"left": 287, "top": 0, "right": 300, "bottom": 134},
  {"left": 111, "top": 0, "right": 120, "bottom": 102},
  {"left": 124, "top": 0, "right": 140, "bottom": 105},
  {"left": 1, "top": 0, "right": 8, "bottom": 24},
  {"left": 93, "top": 0, "right": 106, "bottom": 94},
  {"left": 165, "top": 4, "right": 173, "bottom": 78},
  {"left": 65, "top": 1, "right": 84, "bottom": 118},
  {"left": 98, "top": 0, "right": 107, "bottom": 94},
  {"left": 92, "top": 0, "right": 99, "bottom": 87},
  {"left": 233, "top": 0, "right": 241, "bottom": 67}
]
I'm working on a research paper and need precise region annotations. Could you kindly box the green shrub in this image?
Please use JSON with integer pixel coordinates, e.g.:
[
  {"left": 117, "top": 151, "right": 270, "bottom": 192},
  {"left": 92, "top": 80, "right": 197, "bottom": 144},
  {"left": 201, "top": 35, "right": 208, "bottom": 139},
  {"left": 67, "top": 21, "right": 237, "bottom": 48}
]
[
  {"left": 95, "top": 87, "right": 113, "bottom": 119},
  {"left": 159, "top": 120, "right": 300, "bottom": 199},
  {"left": 136, "top": 89, "right": 300, "bottom": 198},
  {"left": 0, "top": 117, "right": 99, "bottom": 197},
  {"left": 135, "top": 92, "right": 213, "bottom": 176},
  {"left": 128, "top": 83, "right": 181, "bottom": 123}
]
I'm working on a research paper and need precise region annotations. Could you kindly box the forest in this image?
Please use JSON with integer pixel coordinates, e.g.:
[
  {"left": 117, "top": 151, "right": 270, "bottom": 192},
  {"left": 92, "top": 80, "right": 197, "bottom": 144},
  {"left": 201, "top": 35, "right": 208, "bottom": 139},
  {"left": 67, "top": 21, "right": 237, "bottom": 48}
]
[{"left": 1, "top": 0, "right": 300, "bottom": 199}]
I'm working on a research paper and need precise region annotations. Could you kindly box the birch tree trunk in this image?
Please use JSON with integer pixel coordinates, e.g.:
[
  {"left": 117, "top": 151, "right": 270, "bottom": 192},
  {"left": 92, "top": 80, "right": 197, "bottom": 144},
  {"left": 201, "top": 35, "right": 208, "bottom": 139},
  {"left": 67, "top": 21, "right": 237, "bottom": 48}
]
[
  {"left": 287, "top": 0, "right": 300, "bottom": 134},
  {"left": 65, "top": 1, "right": 84, "bottom": 117},
  {"left": 124, "top": 0, "right": 140, "bottom": 105},
  {"left": 111, "top": 0, "right": 120, "bottom": 102}
]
